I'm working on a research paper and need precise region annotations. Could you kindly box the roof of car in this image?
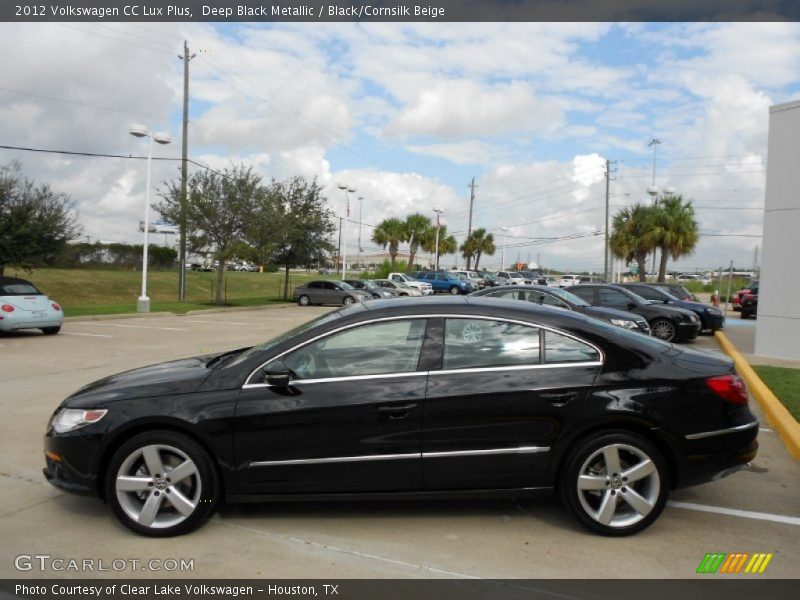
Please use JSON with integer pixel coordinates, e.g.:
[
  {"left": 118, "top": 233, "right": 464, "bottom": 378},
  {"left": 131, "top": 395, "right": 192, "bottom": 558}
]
[{"left": 0, "top": 276, "right": 35, "bottom": 287}]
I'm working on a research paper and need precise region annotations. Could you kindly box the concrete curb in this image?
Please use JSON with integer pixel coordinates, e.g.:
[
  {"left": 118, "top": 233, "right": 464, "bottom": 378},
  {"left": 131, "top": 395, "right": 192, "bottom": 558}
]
[
  {"left": 64, "top": 302, "right": 298, "bottom": 322},
  {"left": 715, "top": 331, "right": 800, "bottom": 461}
]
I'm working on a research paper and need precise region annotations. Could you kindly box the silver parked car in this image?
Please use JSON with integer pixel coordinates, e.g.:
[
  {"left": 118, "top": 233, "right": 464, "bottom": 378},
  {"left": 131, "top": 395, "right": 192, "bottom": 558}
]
[
  {"left": 294, "top": 280, "right": 372, "bottom": 306},
  {"left": 0, "top": 276, "right": 64, "bottom": 335},
  {"left": 370, "top": 279, "right": 424, "bottom": 297}
]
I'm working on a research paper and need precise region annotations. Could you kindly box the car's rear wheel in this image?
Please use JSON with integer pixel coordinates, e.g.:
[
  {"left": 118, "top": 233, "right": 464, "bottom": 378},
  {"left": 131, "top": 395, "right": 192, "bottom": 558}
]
[
  {"left": 560, "top": 431, "right": 668, "bottom": 536},
  {"left": 449, "top": 285, "right": 460, "bottom": 295},
  {"left": 297, "top": 294, "right": 310, "bottom": 306},
  {"left": 41, "top": 326, "right": 61, "bottom": 335},
  {"left": 650, "top": 318, "right": 677, "bottom": 342},
  {"left": 106, "top": 430, "right": 219, "bottom": 537}
]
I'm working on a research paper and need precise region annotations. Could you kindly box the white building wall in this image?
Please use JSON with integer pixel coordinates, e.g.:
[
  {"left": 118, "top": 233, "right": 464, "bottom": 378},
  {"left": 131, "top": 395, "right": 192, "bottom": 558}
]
[{"left": 754, "top": 100, "right": 800, "bottom": 359}]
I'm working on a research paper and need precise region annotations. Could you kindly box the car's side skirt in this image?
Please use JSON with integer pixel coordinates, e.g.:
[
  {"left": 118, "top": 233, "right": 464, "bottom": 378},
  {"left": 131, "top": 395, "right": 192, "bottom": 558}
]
[{"left": 225, "top": 486, "right": 554, "bottom": 504}]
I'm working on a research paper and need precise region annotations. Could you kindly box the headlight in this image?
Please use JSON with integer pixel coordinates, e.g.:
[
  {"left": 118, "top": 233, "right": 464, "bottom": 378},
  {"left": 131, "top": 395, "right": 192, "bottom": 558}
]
[
  {"left": 610, "top": 319, "right": 639, "bottom": 330},
  {"left": 50, "top": 408, "right": 107, "bottom": 433},
  {"left": 688, "top": 313, "right": 699, "bottom": 322}
]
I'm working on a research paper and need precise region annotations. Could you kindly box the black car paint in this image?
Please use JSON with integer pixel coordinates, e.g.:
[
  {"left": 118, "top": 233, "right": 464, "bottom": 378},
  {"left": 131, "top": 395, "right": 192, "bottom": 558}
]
[
  {"left": 571, "top": 284, "right": 701, "bottom": 342},
  {"left": 470, "top": 285, "right": 651, "bottom": 335},
  {"left": 45, "top": 297, "right": 756, "bottom": 506},
  {"left": 619, "top": 283, "right": 725, "bottom": 331}
]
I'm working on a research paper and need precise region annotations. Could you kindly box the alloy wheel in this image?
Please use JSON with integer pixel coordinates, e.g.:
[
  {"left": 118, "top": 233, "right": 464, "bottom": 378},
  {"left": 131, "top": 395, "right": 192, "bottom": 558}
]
[
  {"left": 115, "top": 444, "right": 201, "bottom": 529},
  {"left": 576, "top": 443, "right": 660, "bottom": 529},
  {"left": 651, "top": 319, "right": 676, "bottom": 341}
]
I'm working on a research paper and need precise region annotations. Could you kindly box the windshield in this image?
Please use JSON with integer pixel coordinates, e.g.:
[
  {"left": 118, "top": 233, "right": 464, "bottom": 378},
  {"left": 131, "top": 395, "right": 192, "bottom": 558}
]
[
  {"left": 338, "top": 281, "right": 355, "bottom": 290},
  {"left": 547, "top": 287, "right": 590, "bottom": 307},
  {"left": 651, "top": 286, "right": 680, "bottom": 300},
  {"left": 231, "top": 311, "right": 342, "bottom": 364},
  {"left": 508, "top": 272, "right": 524, "bottom": 279}
]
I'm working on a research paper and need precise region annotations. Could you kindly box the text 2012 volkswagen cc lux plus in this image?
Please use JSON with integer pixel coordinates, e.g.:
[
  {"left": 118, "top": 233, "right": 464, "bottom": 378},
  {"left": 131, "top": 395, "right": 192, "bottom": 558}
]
[{"left": 44, "top": 297, "right": 758, "bottom": 537}]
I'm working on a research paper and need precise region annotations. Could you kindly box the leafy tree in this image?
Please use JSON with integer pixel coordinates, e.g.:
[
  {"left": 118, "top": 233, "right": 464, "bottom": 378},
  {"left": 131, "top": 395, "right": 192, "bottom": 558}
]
[
  {"left": 0, "top": 162, "right": 80, "bottom": 275},
  {"left": 372, "top": 217, "right": 407, "bottom": 271},
  {"left": 157, "top": 164, "right": 262, "bottom": 305},
  {"left": 403, "top": 213, "right": 432, "bottom": 274},
  {"left": 460, "top": 228, "right": 496, "bottom": 270},
  {"left": 652, "top": 195, "right": 699, "bottom": 282},
  {"left": 268, "top": 177, "right": 336, "bottom": 299},
  {"left": 609, "top": 203, "right": 657, "bottom": 282},
  {"left": 422, "top": 223, "right": 457, "bottom": 269}
]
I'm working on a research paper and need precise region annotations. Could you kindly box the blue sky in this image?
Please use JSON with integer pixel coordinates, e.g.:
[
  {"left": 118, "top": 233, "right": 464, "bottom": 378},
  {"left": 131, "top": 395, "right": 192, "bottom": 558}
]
[{"left": 1, "top": 21, "right": 797, "bottom": 271}]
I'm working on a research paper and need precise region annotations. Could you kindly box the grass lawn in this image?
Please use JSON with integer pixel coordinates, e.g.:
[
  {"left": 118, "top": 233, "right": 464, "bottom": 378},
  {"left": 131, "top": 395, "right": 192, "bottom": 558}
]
[
  {"left": 752, "top": 365, "right": 800, "bottom": 421},
  {"left": 5, "top": 268, "right": 324, "bottom": 317}
]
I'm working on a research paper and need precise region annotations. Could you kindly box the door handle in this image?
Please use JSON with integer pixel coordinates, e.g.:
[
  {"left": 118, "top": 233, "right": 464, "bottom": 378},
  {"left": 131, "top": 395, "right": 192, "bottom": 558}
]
[
  {"left": 541, "top": 392, "right": 577, "bottom": 406},
  {"left": 377, "top": 403, "right": 417, "bottom": 418}
]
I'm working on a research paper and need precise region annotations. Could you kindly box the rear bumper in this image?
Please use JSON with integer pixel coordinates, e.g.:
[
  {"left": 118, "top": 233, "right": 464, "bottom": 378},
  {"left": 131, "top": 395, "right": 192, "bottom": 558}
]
[{"left": 676, "top": 420, "right": 759, "bottom": 488}]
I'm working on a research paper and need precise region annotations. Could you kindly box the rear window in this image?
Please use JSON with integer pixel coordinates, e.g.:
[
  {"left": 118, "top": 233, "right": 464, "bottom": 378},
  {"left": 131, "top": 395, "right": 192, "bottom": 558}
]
[{"left": 1, "top": 283, "right": 41, "bottom": 295}]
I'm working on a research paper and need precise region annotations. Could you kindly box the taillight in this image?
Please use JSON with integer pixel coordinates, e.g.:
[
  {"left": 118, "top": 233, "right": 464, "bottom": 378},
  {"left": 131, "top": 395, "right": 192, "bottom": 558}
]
[
  {"left": 1, "top": 304, "right": 14, "bottom": 313},
  {"left": 706, "top": 374, "right": 748, "bottom": 405},
  {"left": 51, "top": 303, "right": 61, "bottom": 311}
]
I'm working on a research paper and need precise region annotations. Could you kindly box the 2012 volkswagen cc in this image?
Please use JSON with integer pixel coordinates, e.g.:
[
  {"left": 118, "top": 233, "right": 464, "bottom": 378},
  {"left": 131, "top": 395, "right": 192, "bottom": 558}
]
[{"left": 44, "top": 297, "right": 758, "bottom": 537}]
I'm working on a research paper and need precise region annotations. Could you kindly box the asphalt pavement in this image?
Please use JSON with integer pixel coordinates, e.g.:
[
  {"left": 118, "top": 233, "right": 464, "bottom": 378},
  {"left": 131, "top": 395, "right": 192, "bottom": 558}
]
[{"left": 1, "top": 306, "right": 798, "bottom": 579}]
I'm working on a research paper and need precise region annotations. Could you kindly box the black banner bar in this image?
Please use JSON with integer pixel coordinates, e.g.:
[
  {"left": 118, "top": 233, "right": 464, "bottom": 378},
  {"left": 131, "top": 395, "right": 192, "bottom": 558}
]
[{"left": 3, "top": 0, "right": 800, "bottom": 22}]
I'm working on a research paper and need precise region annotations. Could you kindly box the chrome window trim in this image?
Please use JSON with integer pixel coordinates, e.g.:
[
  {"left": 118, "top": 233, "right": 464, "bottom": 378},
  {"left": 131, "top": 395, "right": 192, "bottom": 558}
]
[
  {"left": 243, "top": 313, "right": 605, "bottom": 387},
  {"left": 428, "top": 362, "right": 602, "bottom": 376},
  {"left": 243, "top": 371, "right": 427, "bottom": 389},
  {"left": 685, "top": 420, "right": 759, "bottom": 440},
  {"left": 248, "top": 446, "right": 551, "bottom": 468}
]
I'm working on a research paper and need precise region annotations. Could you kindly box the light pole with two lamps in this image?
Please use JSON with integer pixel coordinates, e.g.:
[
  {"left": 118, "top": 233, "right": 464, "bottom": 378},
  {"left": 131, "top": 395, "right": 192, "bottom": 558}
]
[
  {"left": 337, "top": 184, "right": 356, "bottom": 280},
  {"left": 129, "top": 124, "right": 171, "bottom": 313}
]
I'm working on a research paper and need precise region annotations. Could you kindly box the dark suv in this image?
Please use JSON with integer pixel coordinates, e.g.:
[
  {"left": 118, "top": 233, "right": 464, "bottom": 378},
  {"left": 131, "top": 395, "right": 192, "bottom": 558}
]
[
  {"left": 571, "top": 284, "right": 701, "bottom": 342},
  {"left": 619, "top": 283, "right": 725, "bottom": 332}
]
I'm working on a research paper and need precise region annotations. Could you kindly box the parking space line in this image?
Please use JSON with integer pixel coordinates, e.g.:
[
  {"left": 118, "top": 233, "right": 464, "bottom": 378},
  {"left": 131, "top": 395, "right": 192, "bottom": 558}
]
[
  {"left": 75, "top": 323, "right": 187, "bottom": 332},
  {"left": 668, "top": 501, "right": 800, "bottom": 526},
  {"left": 760, "top": 428, "right": 773, "bottom": 433},
  {"left": 182, "top": 319, "right": 249, "bottom": 326},
  {"left": 61, "top": 332, "right": 113, "bottom": 338}
]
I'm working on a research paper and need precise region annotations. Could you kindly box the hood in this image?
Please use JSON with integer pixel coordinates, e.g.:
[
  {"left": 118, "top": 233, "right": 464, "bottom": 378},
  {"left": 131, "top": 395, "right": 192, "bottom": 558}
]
[{"left": 63, "top": 355, "right": 217, "bottom": 407}]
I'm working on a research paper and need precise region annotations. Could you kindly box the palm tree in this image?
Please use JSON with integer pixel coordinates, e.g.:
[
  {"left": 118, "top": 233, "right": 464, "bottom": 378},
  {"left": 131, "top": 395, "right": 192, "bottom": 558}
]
[
  {"left": 609, "top": 203, "right": 658, "bottom": 282},
  {"left": 371, "top": 217, "right": 407, "bottom": 271},
  {"left": 460, "top": 228, "right": 496, "bottom": 270},
  {"left": 404, "top": 213, "right": 433, "bottom": 274},
  {"left": 422, "top": 224, "right": 457, "bottom": 269},
  {"left": 652, "top": 195, "right": 699, "bottom": 282}
]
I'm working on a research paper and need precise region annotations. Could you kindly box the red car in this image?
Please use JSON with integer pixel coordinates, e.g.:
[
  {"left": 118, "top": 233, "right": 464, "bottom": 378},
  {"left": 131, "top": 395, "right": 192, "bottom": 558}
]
[{"left": 732, "top": 281, "right": 759, "bottom": 312}]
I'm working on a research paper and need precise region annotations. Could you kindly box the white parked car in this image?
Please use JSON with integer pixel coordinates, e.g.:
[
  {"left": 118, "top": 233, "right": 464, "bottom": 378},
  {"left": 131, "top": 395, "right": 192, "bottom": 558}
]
[
  {"left": 558, "top": 274, "right": 580, "bottom": 288},
  {"left": 496, "top": 271, "right": 531, "bottom": 285},
  {"left": 387, "top": 272, "right": 433, "bottom": 295}
]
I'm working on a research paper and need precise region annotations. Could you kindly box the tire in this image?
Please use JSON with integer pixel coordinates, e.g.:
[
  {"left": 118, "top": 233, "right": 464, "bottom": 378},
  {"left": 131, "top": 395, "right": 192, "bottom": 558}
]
[
  {"left": 105, "top": 430, "right": 219, "bottom": 537},
  {"left": 449, "top": 285, "right": 460, "bottom": 295},
  {"left": 559, "top": 431, "right": 669, "bottom": 536},
  {"left": 741, "top": 310, "right": 750, "bottom": 320},
  {"left": 342, "top": 296, "right": 355, "bottom": 306},
  {"left": 297, "top": 295, "right": 310, "bottom": 306},
  {"left": 650, "top": 318, "right": 677, "bottom": 342},
  {"left": 41, "top": 326, "right": 61, "bottom": 335}
]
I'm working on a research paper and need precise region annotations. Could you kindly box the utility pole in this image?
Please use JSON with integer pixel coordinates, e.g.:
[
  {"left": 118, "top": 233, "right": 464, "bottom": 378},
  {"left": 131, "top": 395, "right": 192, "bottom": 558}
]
[
  {"left": 357, "top": 196, "right": 364, "bottom": 270},
  {"left": 433, "top": 208, "right": 444, "bottom": 270},
  {"left": 336, "top": 217, "right": 342, "bottom": 274},
  {"left": 177, "top": 41, "right": 196, "bottom": 302},
  {"left": 466, "top": 177, "right": 477, "bottom": 269},
  {"left": 604, "top": 159, "right": 616, "bottom": 283}
]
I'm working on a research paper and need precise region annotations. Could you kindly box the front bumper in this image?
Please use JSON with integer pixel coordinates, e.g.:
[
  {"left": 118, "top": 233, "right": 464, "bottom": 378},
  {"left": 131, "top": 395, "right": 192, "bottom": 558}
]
[
  {"left": 701, "top": 311, "right": 726, "bottom": 330},
  {"left": 676, "top": 321, "right": 701, "bottom": 341},
  {"left": 43, "top": 430, "right": 102, "bottom": 496}
]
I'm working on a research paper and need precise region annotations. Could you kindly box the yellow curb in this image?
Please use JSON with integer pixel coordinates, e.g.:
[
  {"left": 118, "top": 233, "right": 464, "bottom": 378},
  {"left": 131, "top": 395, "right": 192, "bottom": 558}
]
[{"left": 715, "top": 331, "right": 800, "bottom": 461}]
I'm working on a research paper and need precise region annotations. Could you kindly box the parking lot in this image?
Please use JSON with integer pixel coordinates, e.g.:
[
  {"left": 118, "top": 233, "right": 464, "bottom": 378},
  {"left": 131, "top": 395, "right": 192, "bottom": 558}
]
[{"left": 1, "top": 306, "right": 798, "bottom": 579}]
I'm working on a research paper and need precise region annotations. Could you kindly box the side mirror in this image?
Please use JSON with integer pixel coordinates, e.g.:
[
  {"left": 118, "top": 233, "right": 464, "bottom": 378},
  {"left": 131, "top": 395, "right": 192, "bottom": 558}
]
[{"left": 262, "top": 361, "right": 291, "bottom": 387}]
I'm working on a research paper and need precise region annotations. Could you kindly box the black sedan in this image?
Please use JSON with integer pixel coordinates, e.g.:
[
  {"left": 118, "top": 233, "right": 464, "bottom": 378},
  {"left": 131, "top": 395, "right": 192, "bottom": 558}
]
[
  {"left": 571, "top": 284, "right": 701, "bottom": 342},
  {"left": 618, "top": 283, "right": 725, "bottom": 332},
  {"left": 44, "top": 297, "right": 757, "bottom": 537},
  {"left": 470, "top": 285, "right": 651, "bottom": 335}
]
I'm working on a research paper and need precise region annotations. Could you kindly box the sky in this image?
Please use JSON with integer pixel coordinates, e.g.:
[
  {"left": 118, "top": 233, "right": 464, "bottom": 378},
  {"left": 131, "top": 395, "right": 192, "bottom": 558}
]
[{"left": 1, "top": 21, "right": 798, "bottom": 272}]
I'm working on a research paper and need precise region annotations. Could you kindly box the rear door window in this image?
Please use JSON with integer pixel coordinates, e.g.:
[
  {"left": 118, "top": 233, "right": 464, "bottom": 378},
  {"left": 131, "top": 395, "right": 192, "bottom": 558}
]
[{"left": 443, "top": 319, "right": 541, "bottom": 370}]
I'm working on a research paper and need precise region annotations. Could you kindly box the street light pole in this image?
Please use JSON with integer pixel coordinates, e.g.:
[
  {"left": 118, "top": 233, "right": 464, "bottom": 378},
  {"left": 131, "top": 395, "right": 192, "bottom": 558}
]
[
  {"left": 130, "top": 125, "right": 171, "bottom": 313},
  {"left": 337, "top": 184, "right": 356, "bottom": 280},
  {"left": 433, "top": 207, "right": 443, "bottom": 270},
  {"left": 500, "top": 226, "right": 510, "bottom": 270}
]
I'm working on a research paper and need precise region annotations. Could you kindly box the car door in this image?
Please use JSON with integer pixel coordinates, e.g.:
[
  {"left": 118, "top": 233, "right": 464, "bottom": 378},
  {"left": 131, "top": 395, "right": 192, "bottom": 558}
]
[
  {"left": 422, "top": 316, "right": 602, "bottom": 491},
  {"left": 235, "top": 318, "right": 430, "bottom": 494}
]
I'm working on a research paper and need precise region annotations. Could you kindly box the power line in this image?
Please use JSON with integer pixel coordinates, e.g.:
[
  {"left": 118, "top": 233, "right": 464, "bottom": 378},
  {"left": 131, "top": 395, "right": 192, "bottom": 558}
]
[{"left": 0, "top": 86, "right": 168, "bottom": 119}]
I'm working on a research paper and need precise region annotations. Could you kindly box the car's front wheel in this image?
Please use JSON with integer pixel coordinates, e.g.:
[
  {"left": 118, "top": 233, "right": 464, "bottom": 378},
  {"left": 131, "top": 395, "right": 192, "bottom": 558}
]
[
  {"left": 650, "top": 318, "right": 677, "bottom": 342},
  {"left": 106, "top": 430, "right": 219, "bottom": 537},
  {"left": 449, "top": 285, "right": 460, "bottom": 295},
  {"left": 297, "top": 294, "right": 310, "bottom": 306},
  {"left": 560, "top": 431, "right": 669, "bottom": 536},
  {"left": 342, "top": 296, "right": 355, "bottom": 306}
]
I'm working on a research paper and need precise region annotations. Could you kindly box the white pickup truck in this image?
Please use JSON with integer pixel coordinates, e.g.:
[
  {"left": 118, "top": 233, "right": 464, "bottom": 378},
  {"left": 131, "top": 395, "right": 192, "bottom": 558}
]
[{"left": 387, "top": 272, "right": 434, "bottom": 295}]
